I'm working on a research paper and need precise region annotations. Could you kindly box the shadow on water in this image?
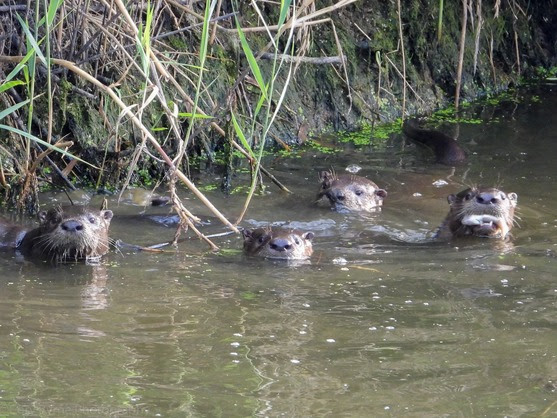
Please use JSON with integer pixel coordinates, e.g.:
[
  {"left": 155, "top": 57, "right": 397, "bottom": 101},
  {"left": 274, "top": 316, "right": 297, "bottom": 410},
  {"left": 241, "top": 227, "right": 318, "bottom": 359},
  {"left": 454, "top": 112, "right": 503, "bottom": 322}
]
[{"left": 2, "top": 85, "right": 557, "bottom": 416}]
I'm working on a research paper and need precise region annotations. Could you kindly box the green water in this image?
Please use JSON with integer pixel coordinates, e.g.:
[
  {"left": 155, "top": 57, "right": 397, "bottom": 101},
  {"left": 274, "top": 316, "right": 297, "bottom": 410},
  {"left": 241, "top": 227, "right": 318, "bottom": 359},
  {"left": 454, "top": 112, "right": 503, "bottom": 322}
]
[{"left": 1, "top": 85, "right": 557, "bottom": 416}]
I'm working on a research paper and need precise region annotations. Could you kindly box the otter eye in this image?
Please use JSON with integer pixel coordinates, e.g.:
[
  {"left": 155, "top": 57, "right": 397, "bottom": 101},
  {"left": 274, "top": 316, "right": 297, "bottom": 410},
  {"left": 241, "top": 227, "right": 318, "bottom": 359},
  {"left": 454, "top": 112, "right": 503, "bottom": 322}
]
[
  {"left": 294, "top": 237, "right": 300, "bottom": 245},
  {"left": 88, "top": 216, "right": 96, "bottom": 224},
  {"left": 501, "top": 194, "right": 506, "bottom": 200},
  {"left": 464, "top": 193, "right": 473, "bottom": 201},
  {"left": 354, "top": 189, "right": 364, "bottom": 196},
  {"left": 258, "top": 236, "right": 265, "bottom": 243}
]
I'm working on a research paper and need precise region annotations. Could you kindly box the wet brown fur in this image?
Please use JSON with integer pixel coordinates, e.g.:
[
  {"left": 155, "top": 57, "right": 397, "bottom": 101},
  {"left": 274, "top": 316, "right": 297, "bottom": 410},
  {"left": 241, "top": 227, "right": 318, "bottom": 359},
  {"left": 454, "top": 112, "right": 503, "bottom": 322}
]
[
  {"left": 403, "top": 119, "right": 466, "bottom": 165},
  {"left": 0, "top": 206, "right": 113, "bottom": 263},
  {"left": 242, "top": 227, "right": 314, "bottom": 260},
  {"left": 317, "top": 170, "right": 387, "bottom": 212},
  {"left": 437, "top": 186, "right": 518, "bottom": 239}
]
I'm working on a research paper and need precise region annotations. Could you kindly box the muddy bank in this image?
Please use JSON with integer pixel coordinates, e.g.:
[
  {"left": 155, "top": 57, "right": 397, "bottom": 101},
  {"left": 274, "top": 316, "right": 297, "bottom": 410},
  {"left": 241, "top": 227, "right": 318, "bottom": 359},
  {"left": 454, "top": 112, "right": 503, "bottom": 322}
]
[
  {"left": 0, "top": 1, "right": 555, "bottom": 203},
  {"left": 268, "top": 1, "right": 556, "bottom": 133}
]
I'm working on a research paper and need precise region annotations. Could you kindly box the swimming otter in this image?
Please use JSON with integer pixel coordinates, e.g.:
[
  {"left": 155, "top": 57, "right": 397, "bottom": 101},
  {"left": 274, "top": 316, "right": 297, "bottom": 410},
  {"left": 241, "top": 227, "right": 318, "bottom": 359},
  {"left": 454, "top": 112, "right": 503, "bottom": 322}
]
[
  {"left": 0, "top": 206, "right": 113, "bottom": 263},
  {"left": 242, "top": 227, "right": 314, "bottom": 260},
  {"left": 317, "top": 170, "right": 387, "bottom": 212},
  {"left": 437, "top": 187, "right": 517, "bottom": 239},
  {"left": 403, "top": 119, "right": 466, "bottom": 165}
]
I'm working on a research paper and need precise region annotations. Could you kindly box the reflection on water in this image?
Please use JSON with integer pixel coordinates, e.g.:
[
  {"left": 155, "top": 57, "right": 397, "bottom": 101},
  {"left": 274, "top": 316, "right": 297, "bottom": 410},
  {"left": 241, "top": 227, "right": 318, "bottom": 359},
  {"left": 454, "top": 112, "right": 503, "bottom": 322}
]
[{"left": 1, "top": 85, "right": 557, "bottom": 416}]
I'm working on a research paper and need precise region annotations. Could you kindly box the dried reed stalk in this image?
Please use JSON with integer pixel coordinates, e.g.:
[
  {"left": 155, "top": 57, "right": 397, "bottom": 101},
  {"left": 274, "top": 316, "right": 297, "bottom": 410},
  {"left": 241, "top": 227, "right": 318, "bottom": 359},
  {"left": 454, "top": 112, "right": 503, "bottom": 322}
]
[{"left": 455, "top": 0, "right": 468, "bottom": 111}]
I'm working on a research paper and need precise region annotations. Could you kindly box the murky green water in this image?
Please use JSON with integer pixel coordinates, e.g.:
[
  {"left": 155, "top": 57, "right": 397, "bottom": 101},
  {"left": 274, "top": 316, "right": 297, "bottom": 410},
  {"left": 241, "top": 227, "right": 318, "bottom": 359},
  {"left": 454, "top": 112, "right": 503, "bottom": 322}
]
[{"left": 2, "top": 85, "right": 557, "bottom": 417}]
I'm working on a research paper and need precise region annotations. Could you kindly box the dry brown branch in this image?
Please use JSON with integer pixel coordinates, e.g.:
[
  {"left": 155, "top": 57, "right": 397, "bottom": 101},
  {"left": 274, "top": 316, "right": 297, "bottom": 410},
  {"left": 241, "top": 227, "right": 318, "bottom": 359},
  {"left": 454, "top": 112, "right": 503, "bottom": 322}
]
[
  {"left": 209, "top": 0, "right": 222, "bottom": 45},
  {"left": 0, "top": 160, "right": 8, "bottom": 189},
  {"left": 0, "top": 5, "right": 27, "bottom": 12},
  {"left": 382, "top": 55, "right": 425, "bottom": 104},
  {"left": 222, "top": 0, "right": 357, "bottom": 33},
  {"left": 170, "top": 184, "right": 218, "bottom": 250},
  {"left": 473, "top": 0, "right": 483, "bottom": 75},
  {"left": 396, "top": 0, "right": 407, "bottom": 119},
  {"left": 455, "top": 0, "right": 468, "bottom": 110},
  {"left": 326, "top": 20, "right": 351, "bottom": 113},
  {"left": 513, "top": 29, "right": 521, "bottom": 75},
  {"left": 259, "top": 52, "right": 345, "bottom": 64},
  {"left": 489, "top": 31, "right": 497, "bottom": 84}
]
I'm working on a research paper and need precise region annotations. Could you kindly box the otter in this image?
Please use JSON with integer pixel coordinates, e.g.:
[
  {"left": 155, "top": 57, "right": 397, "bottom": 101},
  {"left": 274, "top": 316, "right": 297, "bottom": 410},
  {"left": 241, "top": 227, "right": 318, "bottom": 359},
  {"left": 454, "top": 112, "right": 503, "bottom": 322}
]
[
  {"left": 151, "top": 196, "right": 171, "bottom": 207},
  {"left": 317, "top": 170, "right": 387, "bottom": 212},
  {"left": 437, "top": 187, "right": 517, "bottom": 239},
  {"left": 403, "top": 119, "right": 466, "bottom": 165},
  {"left": 0, "top": 206, "right": 113, "bottom": 263},
  {"left": 242, "top": 227, "right": 314, "bottom": 260}
]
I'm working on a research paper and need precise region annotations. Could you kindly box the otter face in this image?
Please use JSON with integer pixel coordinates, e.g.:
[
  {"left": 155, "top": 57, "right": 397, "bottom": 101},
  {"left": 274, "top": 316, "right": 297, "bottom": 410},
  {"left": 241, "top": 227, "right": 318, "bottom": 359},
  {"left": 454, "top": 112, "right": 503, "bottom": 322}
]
[
  {"left": 445, "top": 187, "right": 517, "bottom": 239},
  {"left": 242, "top": 227, "right": 314, "bottom": 260},
  {"left": 317, "top": 171, "right": 387, "bottom": 212},
  {"left": 35, "top": 206, "right": 113, "bottom": 262}
]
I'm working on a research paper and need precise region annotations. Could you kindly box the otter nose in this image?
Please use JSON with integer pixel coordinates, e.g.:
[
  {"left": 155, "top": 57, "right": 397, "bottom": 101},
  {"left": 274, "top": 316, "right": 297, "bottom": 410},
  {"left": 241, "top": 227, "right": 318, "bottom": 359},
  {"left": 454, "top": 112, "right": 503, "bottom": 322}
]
[
  {"left": 476, "top": 191, "right": 500, "bottom": 205},
  {"left": 269, "top": 239, "right": 292, "bottom": 252},
  {"left": 334, "top": 191, "right": 345, "bottom": 201},
  {"left": 61, "top": 220, "right": 84, "bottom": 232}
]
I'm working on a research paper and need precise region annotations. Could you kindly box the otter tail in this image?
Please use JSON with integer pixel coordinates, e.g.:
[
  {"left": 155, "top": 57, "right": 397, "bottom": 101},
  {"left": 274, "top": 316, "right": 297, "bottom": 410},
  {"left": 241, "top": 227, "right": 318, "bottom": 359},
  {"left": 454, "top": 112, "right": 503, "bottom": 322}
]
[{"left": 402, "top": 119, "right": 466, "bottom": 165}]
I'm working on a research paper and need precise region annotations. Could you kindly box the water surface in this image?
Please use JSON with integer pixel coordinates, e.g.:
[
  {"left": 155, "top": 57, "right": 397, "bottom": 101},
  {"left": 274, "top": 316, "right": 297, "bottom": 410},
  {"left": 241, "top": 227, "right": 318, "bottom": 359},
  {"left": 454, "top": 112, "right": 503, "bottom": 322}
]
[{"left": 1, "top": 85, "right": 557, "bottom": 416}]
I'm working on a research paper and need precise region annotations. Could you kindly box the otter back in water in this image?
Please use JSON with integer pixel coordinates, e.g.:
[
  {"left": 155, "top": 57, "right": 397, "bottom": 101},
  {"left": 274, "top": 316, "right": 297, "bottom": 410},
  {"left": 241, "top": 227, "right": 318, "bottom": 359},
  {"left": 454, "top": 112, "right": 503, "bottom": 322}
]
[
  {"left": 242, "top": 227, "right": 314, "bottom": 260},
  {"left": 0, "top": 206, "right": 113, "bottom": 263},
  {"left": 317, "top": 170, "right": 387, "bottom": 212},
  {"left": 403, "top": 119, "right": 466, "bottom": 165},
  {"left": 437, "top": 187, "right": 517, "bottom": 239}
]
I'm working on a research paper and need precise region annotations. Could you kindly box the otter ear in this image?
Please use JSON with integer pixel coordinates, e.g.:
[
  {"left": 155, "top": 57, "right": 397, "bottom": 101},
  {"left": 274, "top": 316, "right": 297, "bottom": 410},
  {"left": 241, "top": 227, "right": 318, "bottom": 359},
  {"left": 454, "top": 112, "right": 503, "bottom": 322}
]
[
  {"left": 447, "top": 194, "right": 457, "bottom": 205},
  {"left": 303, "top": 232, "right": 315, "bottom": 241},
  {"left": 38, "top": 210, "right": 48, "bottom": 222},
  {"left": 375, "top": 189, "right": 387, "bottom": 199},
  {"left": 507, "top": 192, "right": 518, "bottom": 206},
  {"left": 242, "top": 229, "right": 253, "bottom": 240},
  {"left": 319, "top": 171, "right": 332, "bottom": 188},
  {"left": 101, "top": 210, "right": 113, "bottom": 221}
]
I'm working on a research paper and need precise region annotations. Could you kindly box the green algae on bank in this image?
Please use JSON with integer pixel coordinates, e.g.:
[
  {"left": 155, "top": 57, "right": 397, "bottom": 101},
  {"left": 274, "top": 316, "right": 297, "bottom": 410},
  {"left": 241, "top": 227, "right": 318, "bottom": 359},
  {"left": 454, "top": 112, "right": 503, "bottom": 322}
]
[{"left": 335, "top": 120, "right": 402, "bottom": 147}]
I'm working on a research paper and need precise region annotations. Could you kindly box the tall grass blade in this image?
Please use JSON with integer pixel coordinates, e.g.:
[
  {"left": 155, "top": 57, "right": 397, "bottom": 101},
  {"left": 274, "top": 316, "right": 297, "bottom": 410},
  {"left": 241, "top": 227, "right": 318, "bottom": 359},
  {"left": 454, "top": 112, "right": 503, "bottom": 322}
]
[
  {"left": 278, "top": 0, "right": 292, "bottom": 28},
  {"left": 0, "top": 99, "right": 30, "bottom": 120},
  {"left": 199, "top": 0, "right": 217, "bottom": 68},
  {"left": 0, "top": 49, "right": 36, "bottom": 87},
  {"left": 0, "top": 80, "right": 25, "bottom": 94},
  {"left": 15, "top": 14, "right": 46, "bottom": 66},
  {"left": 437, "top": 0, "right": 444, "bottom": 42},
  {"left": 235, "top": 20, "right": 267, "bottom": 98},
  {"left": 177, "top": 112, "right": 214, "bottom": 119},
  {"left": 46, "top": 0, "right": 63, "bottom": 26},
  {"left": 0, "top": 124, "right": 95, "bottom": 167},
  {"left": 231, "top": 111, "right": 255, "bottom": 158}
]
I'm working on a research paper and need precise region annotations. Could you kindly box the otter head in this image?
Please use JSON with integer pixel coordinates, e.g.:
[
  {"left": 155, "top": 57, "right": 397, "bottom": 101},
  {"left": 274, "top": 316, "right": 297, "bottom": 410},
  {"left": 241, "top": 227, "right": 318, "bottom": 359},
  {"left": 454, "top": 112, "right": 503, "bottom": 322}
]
[
  {"left": 34, "top": 206, "right": 113, "bottom": 263},
  {"left": 242, "top": 227, "right": 314, "bottom": 260},
  {"left": 317, "top": 170, "right": 387, "bottom": 212},
  {"left": 444, "top": 187, "right": 517, "bottom": 239}
]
